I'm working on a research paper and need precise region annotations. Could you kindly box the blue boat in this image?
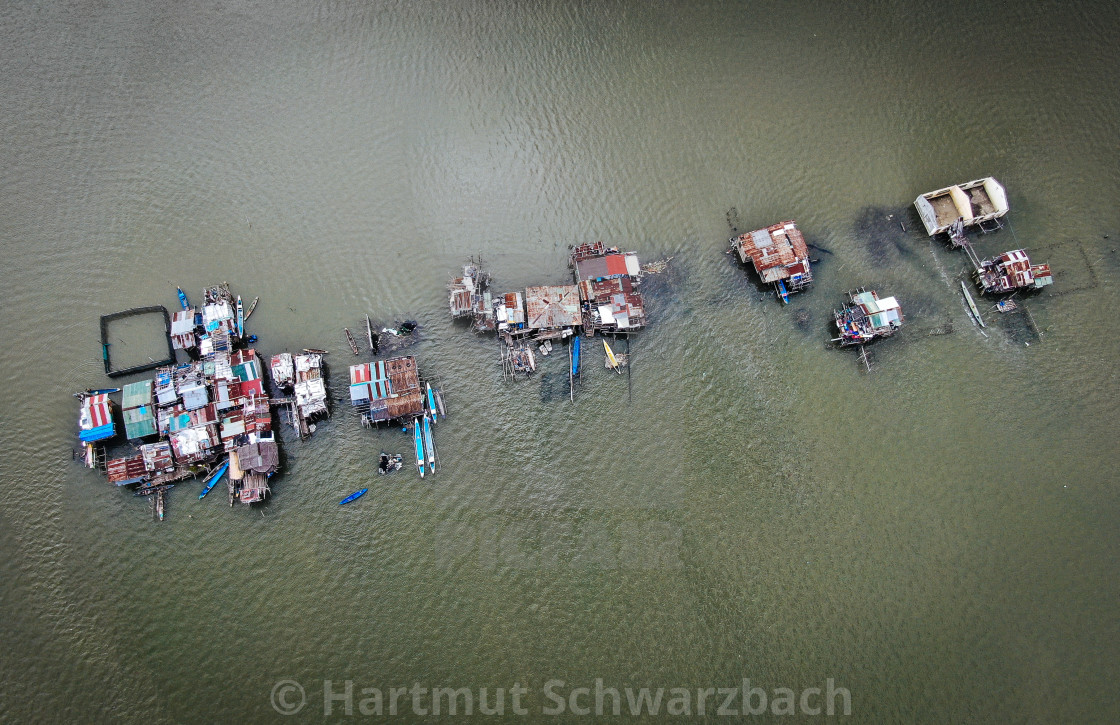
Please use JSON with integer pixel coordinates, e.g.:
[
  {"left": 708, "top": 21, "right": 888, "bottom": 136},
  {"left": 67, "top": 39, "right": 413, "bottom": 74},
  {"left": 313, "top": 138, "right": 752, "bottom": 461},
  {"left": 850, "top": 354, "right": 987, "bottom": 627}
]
[
  {"left": 339, "top": 488, "right": 368, "bottom": 505},
  {"left": 198, "top": 461, "right": 229, "bottom": 500},
  {"left": 571, "top": 335, "right": 581, "bottom": 377},
  {"left": 236, "top": 295, "right": 244, "bottom": 338},
  {"left": 426, "top": 383, "right": 437, "bottom": 422},
  {"left": 423, "top": 414, "right": 436, "bottom": 471},
  {"left": 177, "top": 286, "right": 190, "bottom": 310},
  {"left": 776, "top": 279, "right": 789, "bottom": 304},
  {"left": 413, "top": 418, "right": 425, "bottom": 478}
]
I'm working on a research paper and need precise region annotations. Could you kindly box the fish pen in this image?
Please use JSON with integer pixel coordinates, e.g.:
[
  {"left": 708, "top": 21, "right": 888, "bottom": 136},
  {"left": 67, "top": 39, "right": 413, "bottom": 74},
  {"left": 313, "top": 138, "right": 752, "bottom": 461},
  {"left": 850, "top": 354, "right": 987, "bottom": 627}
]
[{"left": 100, "top": 306, "right": 176, "bottom": 378}]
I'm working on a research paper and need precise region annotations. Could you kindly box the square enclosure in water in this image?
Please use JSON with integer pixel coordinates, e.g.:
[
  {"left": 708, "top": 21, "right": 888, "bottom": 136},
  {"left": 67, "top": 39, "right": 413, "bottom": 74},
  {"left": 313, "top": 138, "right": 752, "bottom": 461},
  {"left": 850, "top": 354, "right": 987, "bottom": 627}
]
[{"left": 100, "top": 306, "right": 177, "bottom": 378}]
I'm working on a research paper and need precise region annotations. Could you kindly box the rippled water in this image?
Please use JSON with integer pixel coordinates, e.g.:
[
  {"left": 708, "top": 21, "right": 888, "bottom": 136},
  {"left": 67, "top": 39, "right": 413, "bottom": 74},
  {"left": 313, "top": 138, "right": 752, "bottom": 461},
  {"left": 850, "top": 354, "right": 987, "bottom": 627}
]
[{"left": 2, "top": 1, "right": 1118, "bottom": 722}]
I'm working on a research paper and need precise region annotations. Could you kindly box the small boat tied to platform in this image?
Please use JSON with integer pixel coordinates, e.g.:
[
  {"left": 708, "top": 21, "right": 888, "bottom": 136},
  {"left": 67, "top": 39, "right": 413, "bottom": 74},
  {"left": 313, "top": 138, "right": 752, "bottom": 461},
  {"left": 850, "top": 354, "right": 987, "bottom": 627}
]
[
  {"left": 344, "top": 328, "right": 359, "bottom": 355},
  {"left": 426, "top": 383, "right": 438, "bottom": 423},
  {"left": 236, "top": 295, "right": 244, "bottom": 337},
  {"left": 603, "top": 339, "right": 621, "bottom": 374},
  {"left": 423, "top": 413, "right": 436, "bottom": 473},
  {"left": 365, "top": 314, "right": 376, "bottom": 352},
  {"left": 413, "top": 417, "right": 426, "bottom": 478},
  {"left": 198, "top": 460, "right": 229, "bottom": 500},
  {"left": 339, "top": 488, "right": 368, "bottom": 505}
]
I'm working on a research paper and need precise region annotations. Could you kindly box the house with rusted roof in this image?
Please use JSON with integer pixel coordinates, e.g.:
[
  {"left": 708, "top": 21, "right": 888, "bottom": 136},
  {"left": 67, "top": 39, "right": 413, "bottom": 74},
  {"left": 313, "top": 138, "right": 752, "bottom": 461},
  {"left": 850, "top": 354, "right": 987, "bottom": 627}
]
[{"left": 730, "top": 220, "right": 813, "bottom": 303}]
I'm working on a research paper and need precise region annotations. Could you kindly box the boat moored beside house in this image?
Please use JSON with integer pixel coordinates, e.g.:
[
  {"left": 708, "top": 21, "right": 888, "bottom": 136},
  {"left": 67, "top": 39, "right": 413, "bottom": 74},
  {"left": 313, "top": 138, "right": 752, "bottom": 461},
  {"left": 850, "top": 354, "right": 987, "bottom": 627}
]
[{"left": 730, "top": 221, "right": 813, "bottom": 303}]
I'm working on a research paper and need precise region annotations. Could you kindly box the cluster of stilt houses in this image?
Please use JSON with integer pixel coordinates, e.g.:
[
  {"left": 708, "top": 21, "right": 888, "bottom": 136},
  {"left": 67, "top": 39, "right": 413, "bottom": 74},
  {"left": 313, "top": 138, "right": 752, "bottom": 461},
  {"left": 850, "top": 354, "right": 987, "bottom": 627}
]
[
  {"left": 78, "top": 283, "right": 332, "bottom": 519},
  {"left": 448, "top": 243, "right": 647, "bottom": 385},
  {"left": 76, "top": 175, "right": 1057, "bottom": 518}
]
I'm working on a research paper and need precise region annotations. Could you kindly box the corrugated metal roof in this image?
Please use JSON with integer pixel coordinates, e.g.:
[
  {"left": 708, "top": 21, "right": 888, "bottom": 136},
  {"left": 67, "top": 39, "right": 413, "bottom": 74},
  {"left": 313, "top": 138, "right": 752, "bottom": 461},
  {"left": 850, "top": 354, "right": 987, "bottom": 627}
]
[
  {"left": 121, "top": 380, "right": 152, "bottom": 409},
  {"left": 525, "top": 285, "right": 580, "bottom": 329}
]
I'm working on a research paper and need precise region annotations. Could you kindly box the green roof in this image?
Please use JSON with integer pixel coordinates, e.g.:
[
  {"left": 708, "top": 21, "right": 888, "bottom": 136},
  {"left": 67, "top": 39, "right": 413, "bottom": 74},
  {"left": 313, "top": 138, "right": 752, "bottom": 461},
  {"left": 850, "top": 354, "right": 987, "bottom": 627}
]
[{"left": 121, "top": 380, "right": 153, "bottom": 408}]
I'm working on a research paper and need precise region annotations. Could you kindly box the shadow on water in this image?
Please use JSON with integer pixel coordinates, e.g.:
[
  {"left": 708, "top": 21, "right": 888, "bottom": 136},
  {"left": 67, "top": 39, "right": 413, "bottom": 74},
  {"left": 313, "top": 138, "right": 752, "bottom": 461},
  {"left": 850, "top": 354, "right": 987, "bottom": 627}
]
[{"left": 855, "top": 206, "right": 922, "bottom": 267}]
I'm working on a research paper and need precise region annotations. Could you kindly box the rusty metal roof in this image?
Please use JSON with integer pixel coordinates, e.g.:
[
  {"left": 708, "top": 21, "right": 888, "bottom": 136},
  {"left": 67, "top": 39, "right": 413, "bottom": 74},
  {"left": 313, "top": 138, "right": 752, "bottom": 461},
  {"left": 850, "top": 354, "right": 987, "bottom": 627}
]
[
  {"left": 732, "top": 221, "right": 810, "bottom": 275},
  {"left": 524, "top": 285, "right": 580, "bottom": 329}
]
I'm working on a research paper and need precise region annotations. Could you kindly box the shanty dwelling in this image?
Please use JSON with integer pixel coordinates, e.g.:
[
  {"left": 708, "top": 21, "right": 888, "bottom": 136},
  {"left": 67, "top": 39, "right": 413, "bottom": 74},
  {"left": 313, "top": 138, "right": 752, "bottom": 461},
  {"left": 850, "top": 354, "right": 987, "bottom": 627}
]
[
  {"left": 270, "top": 353, "right": 295, "bottom": 392},
  {"left": 106, "top": 454, "right": 148, "bottom": 486},
  {"left": 233, "top": 434, "right": 279, "bottom": 504},
  {"left": 524, "top": 285, "right": 581, "bottom": 336},
  {"left": 121, "top": 380, "right": 158, "bottom": 442},
  {"left": 292, "top": 354, "right": 328, "bottom": 420},
  {"left": 449, "top": 260, "right": 494, "bottom": 331},
  {"left": 571, "top": 242, "right": 646, "bottom": 332},
  {"left": 169, "top": 308, "right": 198, "bottom": 353},
  {"left": 730, "top": 221, "right": 813, "bottom": 303},
  {"left": 139, "top": 441, "right": 174, "bottom": 476},
  {"left": 78, "top": 393, "right": 116, "bottom": 443},
  {"left": 494, "top": 291, "right": 527, "bottom": 336},
  {"left": 914, "top": 177, "right": 1009, "bottom": 236},
  {"left": 975, "top": 249, "right": 1054, "bottom": 294},
  {"left": 349, "top": 356, "right": 425, "bottom": 424},
  {"left": 833, "top": 290, "right": 904, "bottom": 346}
]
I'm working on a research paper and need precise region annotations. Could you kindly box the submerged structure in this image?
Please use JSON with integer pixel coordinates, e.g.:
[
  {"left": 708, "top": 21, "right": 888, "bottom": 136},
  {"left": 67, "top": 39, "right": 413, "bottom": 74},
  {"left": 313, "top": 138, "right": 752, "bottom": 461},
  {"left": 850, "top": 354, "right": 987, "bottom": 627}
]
[
  {"left": 730, "top": 221, "right": 813, "bottom": 302},
  {"left": 975, "top": 249, "right": 1053, "bottom": 294},
  {"left": 914, "top": 177, "right": 1009, "bottom": 237},
  {"left": 832, "top": 290, "right": 903, "bottom": 346}
]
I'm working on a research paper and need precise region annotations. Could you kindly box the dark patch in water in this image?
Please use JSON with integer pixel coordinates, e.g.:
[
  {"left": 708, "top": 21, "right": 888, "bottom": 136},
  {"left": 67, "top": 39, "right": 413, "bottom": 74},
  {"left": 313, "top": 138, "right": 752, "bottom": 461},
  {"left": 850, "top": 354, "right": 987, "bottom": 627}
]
[
  {"left": 854, "top": 206, "right": 918, "bottom": 267},
  {"left": 793, "top": 308, "right": 812, "bottom": 331},
  {"left": 539, "top": 371, "right": 557, "bottom": 403}
]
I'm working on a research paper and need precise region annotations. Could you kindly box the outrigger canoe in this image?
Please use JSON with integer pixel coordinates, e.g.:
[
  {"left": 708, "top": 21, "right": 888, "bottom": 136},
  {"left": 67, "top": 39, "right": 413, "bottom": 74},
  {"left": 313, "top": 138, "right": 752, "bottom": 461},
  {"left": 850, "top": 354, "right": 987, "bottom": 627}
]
[
  {"left": 426, "top": 383, "right": 437, "bottom": 422},
  {"left": 198, "top": 461, "right": 229, "bottom": 500},
  {"left": 413, "top": 418, "right": 425, "bottom": 478},
  {"left": 603, "top": 340, "right": 621, "bottom": 374},
  {"left": 423, "top": 414, "right": 436, "bottom": 472},
  {"left": 571, "top": 336, "right": 581, "bottom": 377},
  {"left": 236, "top": 296, "right": 244, "bottom": 337},
  {"left": 960, "top": 281, "right": 985, "bottom": 328},
  {"left": 177, "top": 286, "right": 190, "bottom": 310},
  {"left": 339, "top": 488, "right": 368, "bottom": 505}
]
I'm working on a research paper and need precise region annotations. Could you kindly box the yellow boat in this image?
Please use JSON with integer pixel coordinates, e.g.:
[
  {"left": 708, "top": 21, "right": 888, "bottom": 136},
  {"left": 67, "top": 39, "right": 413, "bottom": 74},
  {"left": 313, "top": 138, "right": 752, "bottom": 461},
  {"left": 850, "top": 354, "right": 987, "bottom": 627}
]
[{"left": 603, "top": 340, "right": 621, "bottom": 374}]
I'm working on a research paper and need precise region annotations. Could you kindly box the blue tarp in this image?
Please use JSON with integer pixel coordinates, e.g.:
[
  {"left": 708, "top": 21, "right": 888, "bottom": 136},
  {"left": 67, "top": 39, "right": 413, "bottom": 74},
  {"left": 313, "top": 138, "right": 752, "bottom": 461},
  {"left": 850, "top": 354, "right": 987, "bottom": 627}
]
[{"left": 79, "top": 424, "right": 115, "bottom": 443}]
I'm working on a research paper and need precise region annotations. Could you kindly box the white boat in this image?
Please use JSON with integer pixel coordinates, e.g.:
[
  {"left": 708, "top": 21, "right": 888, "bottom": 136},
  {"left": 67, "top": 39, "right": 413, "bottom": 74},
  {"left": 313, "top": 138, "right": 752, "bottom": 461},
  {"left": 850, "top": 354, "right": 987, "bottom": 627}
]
[
  {"left": 423, "top": 414, "right": 436, "bottom": 472},
  {"left": 914, "top": 177, "right": 1009, "bottom": 236},
  {"left": 960, "top": 281, "right": 985, "bottom": 328},
  {"left": 413, "top": 418, "right": 425, "bottom": 478}
]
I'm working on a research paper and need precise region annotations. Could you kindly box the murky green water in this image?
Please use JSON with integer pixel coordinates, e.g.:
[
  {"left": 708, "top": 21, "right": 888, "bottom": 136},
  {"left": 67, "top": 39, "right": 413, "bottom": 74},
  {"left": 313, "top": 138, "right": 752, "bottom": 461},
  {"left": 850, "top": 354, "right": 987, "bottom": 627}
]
[{"left": 2, "top": 1, "right": 1118, "bottom": 722}]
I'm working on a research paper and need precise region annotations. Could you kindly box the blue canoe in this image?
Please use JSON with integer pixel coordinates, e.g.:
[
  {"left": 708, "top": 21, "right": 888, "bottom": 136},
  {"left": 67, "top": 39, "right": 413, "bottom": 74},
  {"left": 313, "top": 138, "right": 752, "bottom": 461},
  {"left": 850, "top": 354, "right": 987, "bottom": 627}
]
[
  {"left": 339, "top": 488, "right": 368, "bottom": 505},
  {"left": 177, "top": 286, "right": 191, "bottom": 310},
  {"left": 198, "top": 461, "right": 229, "bottom": 500},
  {"left": 571, "top": 335, "right": 581, "bottom": 377},
  {"left": 414, "top": 418, "right": 425, "bottom": 478},
  {"left": 423, "top": 414, "right": 436, "bottom": 470},
  {"left": 236, "top": 295, "right": 244, "bottom": 338},
  {"left": 426, "top": 383, "right": 437, "bottom": 422}
]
